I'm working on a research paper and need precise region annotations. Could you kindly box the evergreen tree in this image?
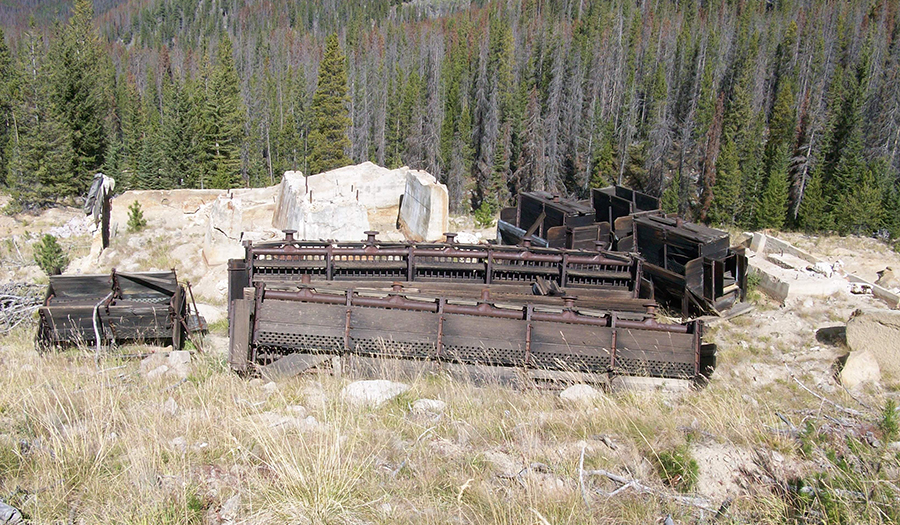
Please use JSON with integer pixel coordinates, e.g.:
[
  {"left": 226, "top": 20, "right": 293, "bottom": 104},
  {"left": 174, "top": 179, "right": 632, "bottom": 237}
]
[
  {"left": 8, "top": 26, "right": 73, "bottom": 206},
  {"left": 661, "top": 171, "right": 682, "bottom": 215},
  {"left": 49, "top": 0, "right": 110, "bottom": 197},
  {"left": 0, "top": 28, "right": 14, "bottom": 185},
  {"left": 708, "top": 136, "right": 741, "bottom": 226},
  {"left": 307, "top": 34, "right": 351, "bottom": 175},
  {"left": 798, "top": 167, "right": 830, "bottom": 232},
  {"left": 203, "top": 35, "right": 245, "bottom": 189},
  {"left": 755, "top": 143, "right": 790, "bottom": 229}
]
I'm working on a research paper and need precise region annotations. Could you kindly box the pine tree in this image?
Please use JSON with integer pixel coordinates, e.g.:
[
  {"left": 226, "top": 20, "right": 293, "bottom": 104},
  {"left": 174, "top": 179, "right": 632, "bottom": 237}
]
[
  {"left": 8, "top": 26, "right": 73, "bottom": 207},
  {"left": 755, "top": 142, "right": 790, "bottom": 229},
  {"left": 307, "top": 34, "right": 351, "bottom": 175},
  {"left": 708, "top": 136, "right": 741, "bottom": 226},
  {"left": 203, "top": 35, "right": 245, "bottom": 189},
  {"left": 798, "top": 167, "right": 830, "bottom": 232},
  {"left": 49, "top": 0, "right": 110, "bottom": 197},
  {"left": 0, "top": 27, "right": 14, "bottom": 185}
]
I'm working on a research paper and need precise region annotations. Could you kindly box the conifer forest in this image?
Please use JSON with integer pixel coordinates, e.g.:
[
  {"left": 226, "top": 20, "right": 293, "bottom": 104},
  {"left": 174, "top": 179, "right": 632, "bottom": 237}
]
[{"left": 0, "top": 0, "right": 899, "bottom": 239}]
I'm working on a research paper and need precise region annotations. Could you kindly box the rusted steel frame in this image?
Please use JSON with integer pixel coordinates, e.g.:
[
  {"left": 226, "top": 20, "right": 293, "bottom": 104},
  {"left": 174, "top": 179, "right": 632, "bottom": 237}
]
[{"left": 259, "top": 286, "right": 688, "bottom": 333}]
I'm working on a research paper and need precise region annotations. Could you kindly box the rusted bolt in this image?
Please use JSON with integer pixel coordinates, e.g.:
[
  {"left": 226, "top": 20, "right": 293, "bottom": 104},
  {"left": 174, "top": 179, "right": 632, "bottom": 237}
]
[
  {"left": 522, "top": 239, "right": 532, "bottom": 248},
  {"left": 301, "top": 274, "right": 311, "bottom": 284},
  {"left": 444, "top": 232, "right": 457, "bottom": 244},
  {"left": 283, "top": 230, "right": 297, "bottom": 242},
  {"left": 552, "top": 195, "right": 560, "bottom": 203},
  {"left": 391, "top": 282, "right": 403, "bottom": 293},
  {"left": 480, "top": 289, "right": 491, "bottom": 302},
  {"left": 562, "top": 296, "right": 576, "bottom": 309},
  {"left": 364, "top": 231, "right": 379, "bottom": 243}
]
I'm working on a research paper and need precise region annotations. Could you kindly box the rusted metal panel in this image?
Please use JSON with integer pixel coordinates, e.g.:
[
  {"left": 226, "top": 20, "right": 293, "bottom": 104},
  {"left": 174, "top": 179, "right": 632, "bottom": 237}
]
[{"left": 235, "top": 282, "right": 711, "bottom": 382}]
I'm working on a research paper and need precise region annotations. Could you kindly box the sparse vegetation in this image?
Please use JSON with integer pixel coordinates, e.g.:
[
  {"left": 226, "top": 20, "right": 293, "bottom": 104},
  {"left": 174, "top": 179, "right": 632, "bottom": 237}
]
[
  {"left": 32, "top": 234, "right": 68, "bottom": 275},
  {"left": 653, "top": 443, "right": 699, "bottom": 493},
  {"left": 127, "top": 200, "right": 147, "bottom": 232}
]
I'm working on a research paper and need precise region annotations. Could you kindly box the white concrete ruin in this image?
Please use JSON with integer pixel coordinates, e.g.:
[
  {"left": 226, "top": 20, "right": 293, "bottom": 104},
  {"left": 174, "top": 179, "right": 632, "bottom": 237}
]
[
  {"left": 273, "top": 162, "right": 449, "bottom": 242},
  {"left": 747, "top": 232, "right": 900, "bottom": 308}
]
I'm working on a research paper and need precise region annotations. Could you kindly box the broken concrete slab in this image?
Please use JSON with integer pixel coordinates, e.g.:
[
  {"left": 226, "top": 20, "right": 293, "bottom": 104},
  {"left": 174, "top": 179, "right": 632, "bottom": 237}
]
[
  {"left": 398, "top": 168, "right": 449, "bottom": 241},
  {"left": 846, "top": 309, "right": 900, "bottom": 386}
]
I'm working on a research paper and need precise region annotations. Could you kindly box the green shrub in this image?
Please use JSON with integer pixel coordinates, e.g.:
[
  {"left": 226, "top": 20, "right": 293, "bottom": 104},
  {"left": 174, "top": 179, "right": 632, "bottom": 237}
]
[
  {"left": 654, "top": 444, "right": 699, "bottom": 493},
  {"left": 474, "top": 201, "right": 495, "bottom": 228},
  {"left": 879, "top": 399, "right": 898, "bottom": 441},
  {"left": 33, "top": 234, "right": 68, "bottom": 276},
  {"left": 127, "top": 200, "right": 147, "bottom": 232}
]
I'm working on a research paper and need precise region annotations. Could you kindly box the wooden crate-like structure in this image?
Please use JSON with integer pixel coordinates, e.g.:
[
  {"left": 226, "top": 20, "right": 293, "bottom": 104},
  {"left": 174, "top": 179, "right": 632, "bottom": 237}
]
[
  {"left": 229, "top": 281, "right": 715, "bottom": 384},
  {"left": 37, "top": 270, "right": 188, "bottom": 350},
  {"left": 498, "top": 192, "right": 599, "bottom": 249}
]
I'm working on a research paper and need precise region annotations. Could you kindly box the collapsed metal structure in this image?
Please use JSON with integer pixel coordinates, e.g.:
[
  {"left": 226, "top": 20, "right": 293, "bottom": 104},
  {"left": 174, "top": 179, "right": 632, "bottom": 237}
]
[
  {"left": 227, "top": 231, "right": 716, "bottom": 383},
  {"left": 499, "top": 186, "right": 748, "bottom": 315},
  {"left": 37, "top": 270, "right": 191, "bottom": 350}
]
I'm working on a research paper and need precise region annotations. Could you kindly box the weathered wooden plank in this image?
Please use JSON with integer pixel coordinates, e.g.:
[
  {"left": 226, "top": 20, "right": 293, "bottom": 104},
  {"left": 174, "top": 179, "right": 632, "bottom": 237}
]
[{"left": 229, "top": 299, "right": 251, "bottom": 373}]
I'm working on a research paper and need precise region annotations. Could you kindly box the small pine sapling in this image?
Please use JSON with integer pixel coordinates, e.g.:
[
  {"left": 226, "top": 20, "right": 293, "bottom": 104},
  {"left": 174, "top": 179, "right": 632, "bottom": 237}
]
[
  {"left": 33, "top": 234, "right": 69, "bottom": 276},
  {"left": 127, "top": 200, "right": 147, "bottom": 232}
]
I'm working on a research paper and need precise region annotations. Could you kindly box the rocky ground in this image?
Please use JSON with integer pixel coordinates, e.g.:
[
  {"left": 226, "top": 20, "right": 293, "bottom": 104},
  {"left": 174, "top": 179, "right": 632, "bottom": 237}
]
[{"left": 0, "top": 201, "right": 898, "bottom": 524}]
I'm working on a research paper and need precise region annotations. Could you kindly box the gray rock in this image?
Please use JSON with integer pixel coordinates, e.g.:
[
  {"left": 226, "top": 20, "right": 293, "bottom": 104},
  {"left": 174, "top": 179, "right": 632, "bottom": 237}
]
[
  {"left": 559, "top": 384, "right": 604, "bottom": 405},
  {"left": 341, "top": 380, "right": 409, "bottom": 408},
  {"left": 412, "top": 398, "right": 446, "bottom": 415},
  {"left": 0, "top": 501, "right": 22, "bottom": 524}
]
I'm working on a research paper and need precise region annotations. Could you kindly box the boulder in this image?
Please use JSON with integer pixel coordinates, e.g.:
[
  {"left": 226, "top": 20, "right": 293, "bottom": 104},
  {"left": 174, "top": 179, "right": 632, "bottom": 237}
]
[
  {"left": 840, "top": 349, "right": 882, "bottom": 389},
  {"left": 341, "top": 380, "right": 409, "bottom": 408},
  {"left": 559, "top": 384, "right": 604, "bottom": 405},
  {"left": 846, "top": 309, "right": 900, "bottom": 385}
]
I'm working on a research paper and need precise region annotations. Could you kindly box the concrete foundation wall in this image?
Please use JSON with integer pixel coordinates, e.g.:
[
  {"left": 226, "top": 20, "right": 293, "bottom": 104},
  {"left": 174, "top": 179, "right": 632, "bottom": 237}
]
[{"left": 398, "top": 169, "right": 449, "bottom": 241}]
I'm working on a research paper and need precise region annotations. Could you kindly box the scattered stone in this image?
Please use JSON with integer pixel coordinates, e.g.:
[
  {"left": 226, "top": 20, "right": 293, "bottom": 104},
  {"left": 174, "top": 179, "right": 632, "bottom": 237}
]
[
  {"left": 411, "top": 398, "right": 446, "bottom": 415},
  {"left": 217, "top": 493, "right": 240, "bottom": 524},
  {"left": 171, "top": 436, "right": 188, "bottom": 454},
  {"left": 839, "top": 350, "right": 882, "bottom": 389},
  {"left": 808, "top": 262, "right": 834, "bottom": 278},
  {"left": 846, "top": 309, "right": 900, "bottom": 385},
  {"left": 0, "top": 500, "right": 22, "bottom": 524},
  {"left": 163, "top": 397, "right": 179, "bottom": 416},
  {"left": 248, "top": 378, "right": 264, "bottom": 388},
  {"left": 559, "top": 384, "right": 604, "bottom": 405},
  {"left": 609, "top": 376, "right": 692, "bottom": 393},
  {"left": 850, "top": 282, "right": 873, "bottom": 295},
  {"left": 140, "top": 350, "right": 191, "bottom": 381},
  {"left": 261, "top": 381, "right": 278, "bottom": 394},
  {"left": 146, "top": 365, "right": 170, "bottom": 381},
  {"left": 341, "top": 380, "right": 409, "bottom": 408}
]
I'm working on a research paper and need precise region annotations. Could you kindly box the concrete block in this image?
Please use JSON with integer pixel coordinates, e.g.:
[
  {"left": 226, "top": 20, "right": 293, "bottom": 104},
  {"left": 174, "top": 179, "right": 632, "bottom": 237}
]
[{"left": 399, "top": 168, "right": 449, "bottom": 241}]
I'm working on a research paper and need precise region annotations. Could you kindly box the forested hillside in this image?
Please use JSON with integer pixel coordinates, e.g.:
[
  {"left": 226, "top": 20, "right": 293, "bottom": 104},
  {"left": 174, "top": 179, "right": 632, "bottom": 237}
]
[{"left": 0, "top": 0, "right": 898, "bottom": 239}]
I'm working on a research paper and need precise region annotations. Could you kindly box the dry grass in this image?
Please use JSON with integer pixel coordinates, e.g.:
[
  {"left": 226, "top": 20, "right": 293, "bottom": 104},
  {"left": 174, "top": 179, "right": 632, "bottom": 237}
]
[{"left": 1, "top": 289, "right": 898, "bottom": 523}]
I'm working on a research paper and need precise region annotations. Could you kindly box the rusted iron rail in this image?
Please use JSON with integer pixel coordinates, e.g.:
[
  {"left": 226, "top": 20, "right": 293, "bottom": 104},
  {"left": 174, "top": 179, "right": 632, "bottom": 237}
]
[{"left": 228, "top": 230, "right": 647, "bottom": 310}]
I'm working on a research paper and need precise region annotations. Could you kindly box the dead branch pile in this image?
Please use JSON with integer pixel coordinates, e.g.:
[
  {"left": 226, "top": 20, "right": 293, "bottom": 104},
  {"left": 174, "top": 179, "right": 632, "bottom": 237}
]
[{"left": 0, "top": 282, "right": 43, "bottom": 334}]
